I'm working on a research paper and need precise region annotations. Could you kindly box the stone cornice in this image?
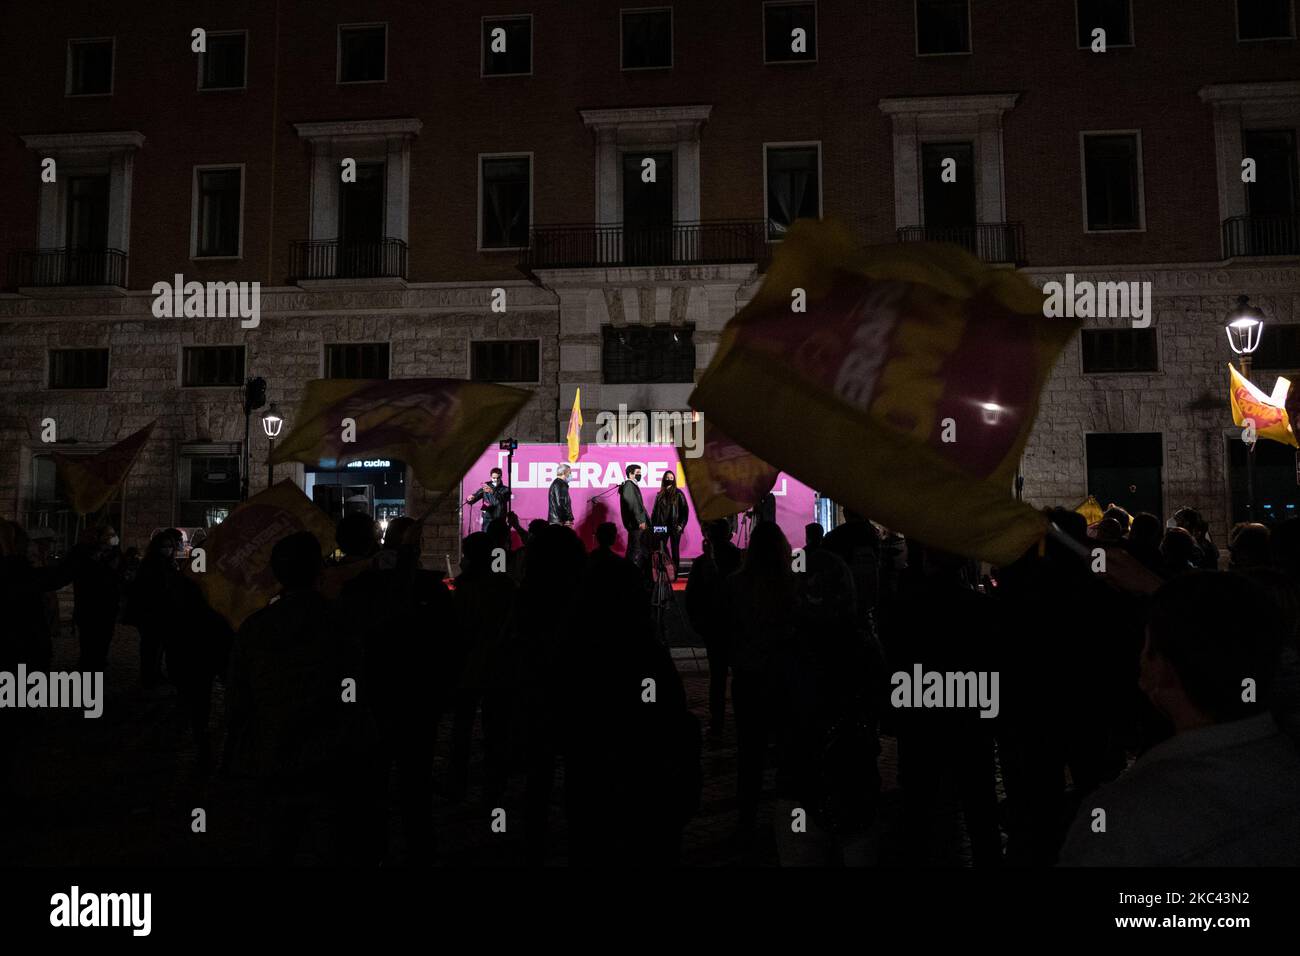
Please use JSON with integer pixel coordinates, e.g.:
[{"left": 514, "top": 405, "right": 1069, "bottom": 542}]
[
  {"left": 21, "top": 131, "right": 145, "bottom": 152},
  {"left": 878, "top": 93, "right": 1019, "bottom": 117},
  {"left": 294, "top": 118, "right": 422, "bottom": 141},
  {"left": 579, "top": 105, "right": 712, "bottom": 131},
  {"left": 1198, "top": 81, "right": 1300, "bottom": 105},
  {"left": 0, "top": 283, "right": 559, "bottom": 319}
]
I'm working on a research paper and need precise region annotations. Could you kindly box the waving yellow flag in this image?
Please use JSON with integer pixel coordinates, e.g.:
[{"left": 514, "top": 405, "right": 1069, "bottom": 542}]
[{"left": 689, "top": 220, "right": 1076, "bottom": 566}]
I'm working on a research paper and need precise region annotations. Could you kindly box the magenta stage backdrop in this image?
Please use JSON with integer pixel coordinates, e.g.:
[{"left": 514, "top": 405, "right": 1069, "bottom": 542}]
[{"left": 458, "top": 443, "right": 817, "bottom": 558}]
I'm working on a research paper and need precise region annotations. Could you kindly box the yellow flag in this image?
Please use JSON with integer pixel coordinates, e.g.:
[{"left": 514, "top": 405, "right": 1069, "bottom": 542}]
[
  {"left": 567, "top": 387, "right": 583, "bottom": 463},
  {"left": 53, "top": 421, "right": 156, "bottom": 516},
  {"left": 188, "top": 480, "right": 338, "bottom": 630},
  {"left": 689, "top": 219, "right": 1076, "bottom": 566},
  {"left": 678, "top": 419, "right": 779, "bottom": 521},
  {"left": 1228, "top": 363, "right": 1297, "bottom": 448},
  {"left": 1074, "top": 496, "right": 1104, "bottom": 526},
  {"left": 270, "top": 379, "right": 532, "bottom": 495}
]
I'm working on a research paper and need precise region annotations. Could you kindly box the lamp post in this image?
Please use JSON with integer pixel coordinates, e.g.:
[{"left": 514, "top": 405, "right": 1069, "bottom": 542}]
[
  {"left": 1226, "top": 295, "right": 1265, "bottom": 521},
  {"left": 241, "top": 376, "right": 267, "bottom": 501},
  {"left": 261, "top": 403, "right": 283, "bottom": 489}
]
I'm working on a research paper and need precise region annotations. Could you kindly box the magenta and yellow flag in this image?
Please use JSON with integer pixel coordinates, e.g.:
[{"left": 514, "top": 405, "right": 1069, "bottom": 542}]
[
  {"left": 689, "top": 220, "right": 1076, "bottom": 566},
  {"left": 270, "top": 379, "right": 532, "bottom": 495},
  {"left": 1228, "top": 364, "right": 1297, "bottom": 448},
  {"left": 678, "top": 420, "right": 779, "bottom": 521},
  {"left": 53, "top": 421, "right": 156, "bottom": 516},
  {"left": 566, "top": 387, "right": 583, "bottom": 463},
  {"left": 189, "top": 480, "right": 338, "bottom": 630}
]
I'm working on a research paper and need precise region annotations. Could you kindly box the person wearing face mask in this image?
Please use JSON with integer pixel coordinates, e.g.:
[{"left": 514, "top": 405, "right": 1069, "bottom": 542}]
[
  {"left": 651, "top": 471, "right": 689, "bottom": 579},
  {"left": 619, "top": 464, "right": 650, "bottom": 571},
  {"left": 464, "top": 467, "right": 511, "bottom": 534},
  {"left": 1059, "top": 571, "right": 1300, "bottom": 866},
  {"left": 71, "top": 525, "right": 125, "bottom": 671}
]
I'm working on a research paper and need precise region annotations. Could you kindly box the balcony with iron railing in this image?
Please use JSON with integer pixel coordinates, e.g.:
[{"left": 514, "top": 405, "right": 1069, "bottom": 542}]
[
  {"left": 12, "top": 247, "right": 128, "bottom": 288},
  {"left": 521, "top": 220, "right": 771, "bottom": 272},
  {"left": 289, "top": 237, "right": 408, "bottom": 282},
  {"left": 1222, "top": 214, "right": 1300, "bottom": 258},
  {"left": 896, "top": 222, "right": 1026, "bottom": 265}
]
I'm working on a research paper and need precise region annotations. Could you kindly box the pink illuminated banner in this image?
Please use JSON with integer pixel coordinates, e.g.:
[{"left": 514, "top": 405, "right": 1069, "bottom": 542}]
[{"left": 458, "top": 443, "right": 817, "bottom": 559}]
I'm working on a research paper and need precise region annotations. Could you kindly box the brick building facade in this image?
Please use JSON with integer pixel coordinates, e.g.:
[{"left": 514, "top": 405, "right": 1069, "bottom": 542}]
[{"left": 1, "top": 0, "right": 1297, "bottom": 559}]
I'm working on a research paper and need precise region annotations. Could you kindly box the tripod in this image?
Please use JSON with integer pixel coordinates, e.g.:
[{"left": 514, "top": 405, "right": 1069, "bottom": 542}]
[{"left": 649, "top": 530, "right": 684, "bottom": 646}]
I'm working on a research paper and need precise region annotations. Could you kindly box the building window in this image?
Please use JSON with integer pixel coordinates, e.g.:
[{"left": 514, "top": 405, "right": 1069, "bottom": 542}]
[
  {"left": 67, "top": 38, "right": 114, "bottom": 95},
  {"left": 182, "top": 346, "right": 246, "bottom": 387},
  {"left": 179, "top": 451, "right": 241, "bottom": 528},
  {"left": 921, "top": 142, "right": 976, "bottom": 226},
  {"left": 1076, "top": 0, "right": 1133, "bottom": 47},
  {"left": 325, "top": 343, "right": 389, "bottom": 379},
  {"left": 1237, "top": 0, "right": 1296, "bottom": 40},
  {"left": 765, "top": 144, "right": 821, "bottom": 240},
  {"left": 1080, "top": 329, "right": 1158, "bottom": 373},
  {"left": 1082, "top": 132, "right": 1144, "bottom": 231},
  {"left": 602, "top": 326, "right": 695, "bottom": 384},
  {"left": 338, "top": 24, "right": 387, "bottom": 83},
  {"left": 49, "top": 348, "right": 109, "bottom": 389},
  {"left": 193, "top": 167, "right": 243, "bottom": 258},
  {"left": 471, "top": 341, "right": 541, "bottom": 383},
  {"left": 1249, "top": 323, "right": 1300, "bottom": 369},
  {"left": 1244, "top": 129, "right": 1299, "bottom": 217},
  {"left": 199, "top": 31, "right": 248, "bottom": 90},
  {"left": 621, "top": 8, "right": 673, "bottom": 70},
  {"left": 916, "top": 0, "right": 971, "bottom": 55},
  {"left": 480, "top": 155, "right": 531, "bottom": 250},
  {"left": 483, "top": 15, "right": 532, "bottom": 76},
  {"left": 764, "top": 2, "right": 817, "bottom": 63}
]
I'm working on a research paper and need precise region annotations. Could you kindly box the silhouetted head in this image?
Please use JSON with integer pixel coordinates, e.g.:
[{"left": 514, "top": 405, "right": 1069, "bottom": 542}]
[
  {"left": 147, "top": 530, "right": 179, "bottom": 560},
  {"left": 271, "top": 531, "right": 323, "bottom": 591},
  {"left": 1229, "top": 522, "right": 1272, "bottom": 570},
  {"left": 336, "top": 512, "right": 379, "bottom": 558},
  {"left": 743, "top": 521, "right": 791, "bottom": 577},
  {"left": 704, "top": 518, "right": 732, "bottom": 550},
  {"left": 528, "top": 519, "right": 549, "bottom": 539},
  {"left": 1096, "top": 517, "right": 1125, "bottom": 543},
  {"left": 595, "top": 522, "right": 618, "bottom": 549},
  {"left": 1103, "top": 506, "right": 1132, "bottom": 533},
  {"left": 1130, "top": 512, "right": 1162, "bottom": 549},
  {"left": 383, "top": 516, "right": 420, "bottom": 556},
  {"left": 523, "top": 524, "right": 586, "bottom": 593},
  {"left": 804, "top": 522, "right": 824, "bottom": 550},
  {"left": 1160, "top": 527, "right": 1197, "bottom": 572},
  {"left": 1046, "top": 507, "right": 1089, "bottom": 545},
  {"left": 1144, "top": 571, "right": 1284, "bottom": 724},
  {"left": 486, "top": 518, "right": 511, "bottom": 551},
  {"left": 796, "top": 548, "right": 857, "bottom": 625},
  {"left": 1271, "top": 517, "right": 1300, "bottom": 571},
  {"left": 460, "top": 532, "right": 493, "bottom": 575}
]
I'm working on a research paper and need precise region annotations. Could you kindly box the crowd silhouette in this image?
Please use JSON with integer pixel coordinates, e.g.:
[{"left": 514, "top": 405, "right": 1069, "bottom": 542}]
[{"left": 1, "top": 499, "right": 1298, "bottom": 867}]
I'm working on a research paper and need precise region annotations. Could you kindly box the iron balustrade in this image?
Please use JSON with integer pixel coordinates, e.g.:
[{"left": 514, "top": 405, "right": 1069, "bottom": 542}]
[
  {"left": 14, "top": 248, "right": 127, "bottom": 287},
  {"left": 1222, "top": 215, "right": 1300, "bottom": 258},
  {"left": 522, "top": 220, "right": 770, "bottom": 270},
  {"left": 289, "top": 237, "right": 408, "bottom": 281},
  {"left": 895, "top": 223, "right": 1026, "bottom": 265}
]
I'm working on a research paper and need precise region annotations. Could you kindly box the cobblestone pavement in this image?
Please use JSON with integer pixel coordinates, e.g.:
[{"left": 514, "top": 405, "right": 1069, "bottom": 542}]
[{"left": 5, "top": 619, "right": 972, "bottom": 868}]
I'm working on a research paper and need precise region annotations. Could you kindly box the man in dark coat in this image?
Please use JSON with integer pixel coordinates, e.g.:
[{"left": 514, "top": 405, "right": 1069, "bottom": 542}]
[
  {"left": 619, "top": 464, "right": 649, "bottom": 570},
  {"left": 548, "top": 464, "right": 574, "bottom": 526},
  {"left": 464, "top": 467, "right": 511, "bottom": 533}
]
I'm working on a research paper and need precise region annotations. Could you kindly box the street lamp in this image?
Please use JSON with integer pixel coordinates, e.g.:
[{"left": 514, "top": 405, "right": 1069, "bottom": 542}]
[
  {"left": 1226, "top": 295, "right": 1266, "bottom": 521},
  {"left": 261, "top": 403, "right": 283, "bottom": 488}
]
